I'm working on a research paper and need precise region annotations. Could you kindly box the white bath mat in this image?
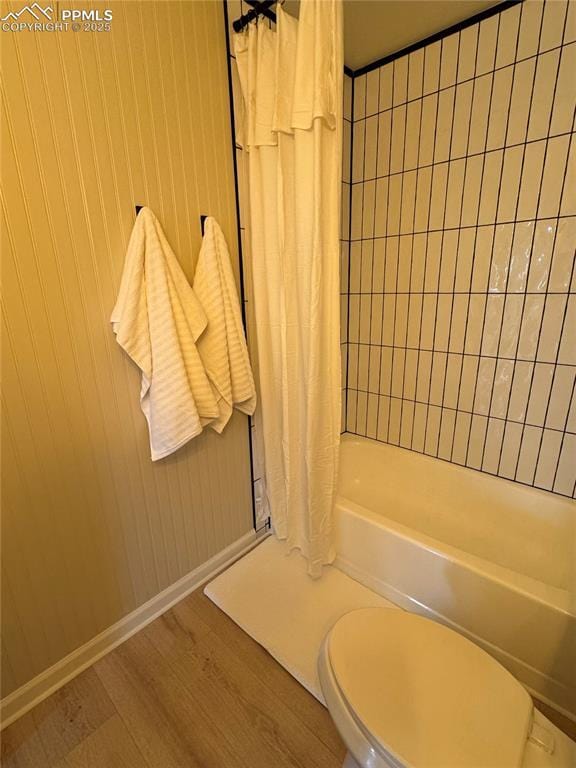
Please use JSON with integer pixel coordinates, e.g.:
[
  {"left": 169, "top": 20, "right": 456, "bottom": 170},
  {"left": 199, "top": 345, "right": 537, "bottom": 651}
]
[{"left": 204, "top": 535, "right": 397, "bottom": 702}]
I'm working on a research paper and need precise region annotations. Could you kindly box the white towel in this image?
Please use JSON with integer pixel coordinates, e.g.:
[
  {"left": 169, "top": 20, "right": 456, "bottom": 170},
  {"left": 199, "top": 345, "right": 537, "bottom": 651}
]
[
  {"left": 111, "top": 207, "right": 220, "bottom": 460},
  {"left": 193, "top": 217, "right": 256, "bottom": 432}
]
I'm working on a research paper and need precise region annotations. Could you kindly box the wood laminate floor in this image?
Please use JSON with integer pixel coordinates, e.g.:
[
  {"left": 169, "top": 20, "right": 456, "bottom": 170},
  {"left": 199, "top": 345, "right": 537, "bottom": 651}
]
[
  {"left": 2, "top": 586, "right": 575, "bottom": 768},
  {"left": 1, "top": 588, "right": 346, "bottom": 768}
]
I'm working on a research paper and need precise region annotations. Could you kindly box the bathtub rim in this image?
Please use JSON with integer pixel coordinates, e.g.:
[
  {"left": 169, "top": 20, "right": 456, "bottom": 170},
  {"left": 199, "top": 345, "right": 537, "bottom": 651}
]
[
  {"left": 339, "top": 432, "right": 576, "bottom": 504},
  {"left": 334, "top": 494, "right": 574, "bottom": 618},
  {"left": 338, "top": 432, "right": 575, "bottom": 604}
]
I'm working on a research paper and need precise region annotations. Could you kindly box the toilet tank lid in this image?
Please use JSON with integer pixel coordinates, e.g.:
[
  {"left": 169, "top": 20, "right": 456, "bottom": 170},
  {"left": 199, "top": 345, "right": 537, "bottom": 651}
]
[{"left": 326, "top": 608, "right": 533, "bottom": 768}]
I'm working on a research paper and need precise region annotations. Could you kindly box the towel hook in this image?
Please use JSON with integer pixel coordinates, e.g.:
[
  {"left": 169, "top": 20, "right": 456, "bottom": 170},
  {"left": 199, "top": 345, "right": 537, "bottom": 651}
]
[{"left": 135, "top": 206, "right": 207, "bottom": 236}]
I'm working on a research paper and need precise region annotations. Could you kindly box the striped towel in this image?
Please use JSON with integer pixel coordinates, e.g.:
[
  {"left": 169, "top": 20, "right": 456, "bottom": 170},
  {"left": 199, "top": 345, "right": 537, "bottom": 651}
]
[
  {"left": 193, "top": 217, "right": 256, "bottom": 432},
  {"left": 111, "top": 207, "right": 220, "bottom": 460}
]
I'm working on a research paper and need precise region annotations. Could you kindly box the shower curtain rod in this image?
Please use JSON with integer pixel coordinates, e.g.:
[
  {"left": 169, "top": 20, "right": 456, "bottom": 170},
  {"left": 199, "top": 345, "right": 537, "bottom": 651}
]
[{"left": 232, "top": 0, "right": 278, "bottom": 33}]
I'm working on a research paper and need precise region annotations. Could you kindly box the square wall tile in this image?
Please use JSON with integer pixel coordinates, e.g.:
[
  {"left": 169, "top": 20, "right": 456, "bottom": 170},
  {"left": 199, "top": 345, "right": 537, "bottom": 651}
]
[
  {"left": 366, "top": 394, "right": 379, "bottom": 439},
  {"left": 411, "top": 402, "right": 428, "bottom": 453},
  {"left": 517, "top": 1, "right": 544, "bottom": 60},
  {"left": 390, "top": 106, "right": 407, "bottom": 174},
  {"left": 526, "top": 362, "right": 554, "bottom": 426},
  {"left": 551, "top": 43, "right": 576, "bottom": 135},
  {"left": 361, "top": 240, "right": 374, "bottom": 293},
  {"left": 454, "top": 228, "right": 476, "bottom": 291},
  {"left": 527, "top": 219, "right": 556, "bottom": 292},
  {"left": 546, "top": 366, "right": 576, "bottom": 430},
  {"left": 423, "top": 41, "right": 441, "bottom": 95},
  {"left": 468, "top": 74, "right": 492, "bottom": 155},
  {"left": 508, "top": 221, "right": 535, "bottom": 293},
  {"left": 539, "top": 134, "right": 571, "bottom": 218},
  {"left": 537, "top": 294, "right": 568, "bottom": 362},
  {"left": 476, "top": 14, "right": 499, "bottom": 75},
  {"left": 435, "top": 88, "right": 456, "bottom": 163},
  {"left": 507, "top": 360, "right": 535, "bottom": 421},
  {"left": 377, "top": 396, "right": 392, "bottom": 442},
  {"left": 482, "top": 418, "right": 505, "bottom": 474},
  {"left": 352, "top": 120, "right": 365, "bottom": 183},
  {"left": 516, "top": 425, "right": 543, "bottom": 485},
  {"left": 346, "top": 389, "right": 358, "bottom": 432},
  {"left": 553, "top": 433, "right": 576, "bottom": 495},
  {"left": 451, "top": 411, "right": 472, "bottom": 464},
  {"left": 540, "top": 0, "right": 568, "bottom": 52},
  {"left": 534, "top": 429, "right": 563, "bottom": 490},
  {"left": 560, "top": 139, "right": 576, "bottom": 216},
  {"left": 408, "top": 49, "right": 424, "bottom": 101},
  {"left": 506, "top": 57, "right": 536, "bottom": 146},
  {"left": 418, "top": 94, "right": 438, "bottom": 167},
  {"left": 456, "top": 356, "right": 479, "bottom": 413},
  {"left": 550, "top": 217, "right": 576, "bottom": 292},
  {"left": 487, "top": 67, "right": 514, "bottom": 151},
  {"left": 517, "top": 141, "right": 546, "bottom": 221},
  {"left": 495, "top": 5, "right": 521, "bottom": 69},
  {"left": 478, "top": 151, "right": 504, "bottom": 225},
  {"left": 366, "top": 69, "right": 380, "bottom": 116},
  {"left": 499, "top": 421, "right": 523, "bottom": 478},
  {"left": 558, "top": 295, "right": 576, "bottom": 365},
  {"left": 488, "top": 223, "right": 514, "bottom": 293},
  {"left": 490, "top": 358, "right": 514, "bottom": 418},
  {"left": 404, "top": 101, "right": 422, "bottom": 172},
  {"left": 451, "top": 81, "right": 473, "bottom": 158},
  {"left": 498, "top": 294, "right": 523, "bottom": 358},
  {"left": 528, "top": 49, "right": 560, "bottom": 142},
  {"left": 444, "top": 159, "right": 466, "bottom": 229},
  {"left": 440, "top": 34, "right": 459, "bottom": 89},
  {"left": 424, "top": 406, "right": 442, "bottom": 456},
  {"left": 400, "top": 400, "right": 416, "bottom": 448},
  {"left": 414, "top": 167, "right": 432, "bottom": 232},
  {"left": 496, "top": 145, "right": 523, "bottom": 223},
  {"left": 377, "top": 111, "right": 392, "bottom": 177},
  {"left": 364, "top": 115, "right": 378, "bottom": 180},
  {"left": 356, "top": 391, "right": 368, "bottom": 435},
  {"left": 354, "top": 75, "right": 366, "bottom": 121},
  {"left": 393, "top": 57, "right": 408, "bottom": 107},
  {"left": 362, "top": 180, "right": 376, "bottom": 237},
  {"left": 458, "top": 25, "right": 478, "bottom": 82},
  {"left": 518, "top": 295, "right": 545, "bottom": 359},
  {"left": 472, "top": 226, "right": 496, "bottom": 291},
  {"left": 379, "top": 64, "right": 393, "bottom": 112},
  {"left": 344, "top": 74, "right": 353, "bottom": 121}
]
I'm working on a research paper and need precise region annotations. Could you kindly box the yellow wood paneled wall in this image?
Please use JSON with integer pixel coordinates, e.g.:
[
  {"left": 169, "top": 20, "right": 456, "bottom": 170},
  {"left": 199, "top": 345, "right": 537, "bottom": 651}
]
[{"left": 1, "top": 0, "right": 253, "bottom": 698}]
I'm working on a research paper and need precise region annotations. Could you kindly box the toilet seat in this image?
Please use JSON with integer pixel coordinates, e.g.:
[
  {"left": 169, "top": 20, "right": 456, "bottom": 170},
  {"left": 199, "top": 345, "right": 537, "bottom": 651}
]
[{"left": 321, "top": 608, "right": 534, "bottom": 768}]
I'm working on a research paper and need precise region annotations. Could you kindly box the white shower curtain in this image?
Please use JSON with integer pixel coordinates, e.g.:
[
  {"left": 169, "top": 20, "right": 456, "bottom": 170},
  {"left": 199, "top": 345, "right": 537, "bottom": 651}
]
[{"left": 234, "top": 0, "right": 343, "bottom": 576}]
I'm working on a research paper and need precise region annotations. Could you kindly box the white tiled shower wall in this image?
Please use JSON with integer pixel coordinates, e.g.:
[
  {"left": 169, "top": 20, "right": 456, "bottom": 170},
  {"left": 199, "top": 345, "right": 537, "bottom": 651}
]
[{"left": 344, "top": 0, "right": 576, "bottom": 497}]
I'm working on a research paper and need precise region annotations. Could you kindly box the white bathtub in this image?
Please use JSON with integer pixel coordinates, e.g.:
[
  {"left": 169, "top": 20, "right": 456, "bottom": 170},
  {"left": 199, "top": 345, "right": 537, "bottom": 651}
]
[{"left": 334, "top": 434, "right": 576, "bottom": 719}]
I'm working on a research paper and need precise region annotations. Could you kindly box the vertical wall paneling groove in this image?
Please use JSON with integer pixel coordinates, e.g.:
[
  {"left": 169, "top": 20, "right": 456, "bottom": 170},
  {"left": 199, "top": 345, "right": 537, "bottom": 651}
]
[
  {"left": 343, "top": 0, "right": 576, "bottom": 498},
  {"left": 1, "top": 0, "right": 253, "bottom": 700}
]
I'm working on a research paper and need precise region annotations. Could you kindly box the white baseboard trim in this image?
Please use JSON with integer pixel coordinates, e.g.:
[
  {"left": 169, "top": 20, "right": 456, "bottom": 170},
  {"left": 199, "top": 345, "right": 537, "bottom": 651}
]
[{"left": 1, "top": 529, "right": 263, "bottom": 730}]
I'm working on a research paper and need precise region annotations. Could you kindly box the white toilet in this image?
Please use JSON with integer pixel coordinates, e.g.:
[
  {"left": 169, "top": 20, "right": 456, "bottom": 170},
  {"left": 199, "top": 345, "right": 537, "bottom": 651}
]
[{"left": 319, "top": 608, "right": 576, "bottom": 768}]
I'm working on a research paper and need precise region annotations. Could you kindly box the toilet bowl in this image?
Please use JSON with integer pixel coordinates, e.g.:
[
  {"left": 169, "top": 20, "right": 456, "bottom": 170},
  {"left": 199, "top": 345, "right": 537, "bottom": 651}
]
[{"left": 318, "top": 608, "right": 576, "bottom": 768}]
